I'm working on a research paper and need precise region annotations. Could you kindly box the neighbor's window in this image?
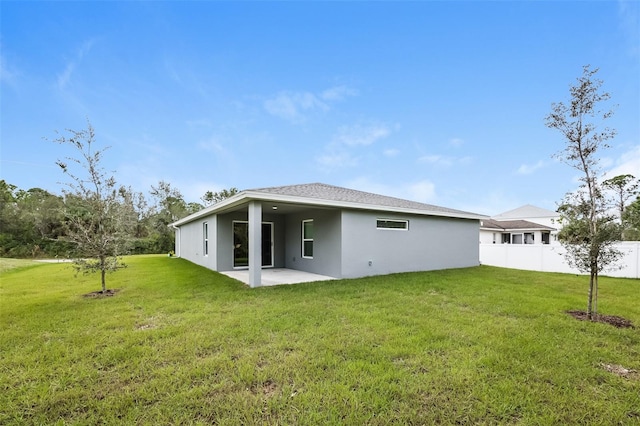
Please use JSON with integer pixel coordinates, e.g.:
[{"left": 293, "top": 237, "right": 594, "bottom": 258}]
[
  {"left": 376, "top": 219, "right": 409, "bottom": 230},
  {"left": 502, "top": 233, "right": 511, "bottom": 244},
  {"left": 302, "top": 219, "right": 314, "bottom": 258},
  {"left": 511, "top": 233, "right": 523, "bottom": 244},
  {"left": 542, "top": 232, "right": 550, "bottom": 245},
  {"left": 524, "top": 232, "right": 534, "bottom": 244},
  {"left": 203, "top": 222, "right": 209, "bottom": 256}
]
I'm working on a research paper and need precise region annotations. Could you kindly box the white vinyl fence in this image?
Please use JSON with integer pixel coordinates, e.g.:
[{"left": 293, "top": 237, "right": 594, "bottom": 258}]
[{"left": 479, "top": 242, "right": 640, "bottom": 279}]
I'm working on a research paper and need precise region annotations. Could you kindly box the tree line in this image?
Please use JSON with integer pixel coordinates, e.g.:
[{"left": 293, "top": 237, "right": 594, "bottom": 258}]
[{"left": 0, "top": 178, "right": 194, "bottom": 259}]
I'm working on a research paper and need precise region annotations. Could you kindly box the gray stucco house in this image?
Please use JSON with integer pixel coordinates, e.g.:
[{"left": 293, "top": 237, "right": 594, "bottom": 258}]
[{"left": 170, "top": 183, "right": 486, "bottom": 287}]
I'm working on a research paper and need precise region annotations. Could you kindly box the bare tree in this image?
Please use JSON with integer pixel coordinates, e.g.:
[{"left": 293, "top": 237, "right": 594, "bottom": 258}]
[
  {"left": 52, "top": 121, "right": 133, "bottom": 293},
  {"left": 545, "top": 65, "right": 622, "bottom": 319}
]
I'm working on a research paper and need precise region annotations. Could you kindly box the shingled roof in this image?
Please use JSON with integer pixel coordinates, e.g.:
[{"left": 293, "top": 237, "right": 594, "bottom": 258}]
[
  {"left": 249, "top": 183, "right": 480, "bottom": 217},
  {"left": 172, "top": 182, "right": 485, "bottom": 227},
  {"left": 480, "top": 218, "right": 555, "bottom": 231}
]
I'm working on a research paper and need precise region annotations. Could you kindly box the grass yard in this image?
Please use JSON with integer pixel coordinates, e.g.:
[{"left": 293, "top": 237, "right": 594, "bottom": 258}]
[{"left": 1, "top": 255, "right": 639, "bottom": 425}]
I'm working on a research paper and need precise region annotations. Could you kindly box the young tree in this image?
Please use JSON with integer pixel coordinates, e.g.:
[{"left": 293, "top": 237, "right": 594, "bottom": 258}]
[
  {"left": 52, "top": 122, "right": 133, "bottom": 293},
  {"left": 545, "top": 65, "right": 622, "bottom": 319}
]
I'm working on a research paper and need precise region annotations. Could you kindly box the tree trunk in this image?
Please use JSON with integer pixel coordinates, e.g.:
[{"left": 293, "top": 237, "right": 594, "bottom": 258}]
[
  {"left": 587, "top": 271, "right": 595, "bottom": 320},
  {"left": 100, "top": 256, "right": 107, "bottom": 293},
  {"left": 593, "top": 271, "right": 599, "bottom": 318}
]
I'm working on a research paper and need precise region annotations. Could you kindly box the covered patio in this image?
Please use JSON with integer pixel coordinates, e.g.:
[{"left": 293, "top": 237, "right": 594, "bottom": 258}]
[{"left": 220, "top": 268, "right": 337, "bottom": 287}]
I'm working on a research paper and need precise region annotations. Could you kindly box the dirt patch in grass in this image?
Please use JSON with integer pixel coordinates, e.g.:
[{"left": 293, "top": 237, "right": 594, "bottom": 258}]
[
  {"left": 82, "top": 289, "right": 120, "bottom": 298},
  {"left": 250, "top": 380, "right": 279, "bottom": 398},
  {"left": 600, "top": 363, "right": 639, "bottom": 380},
  {"left": 566, "top": 310, "right": 635, "bottom": 329}
]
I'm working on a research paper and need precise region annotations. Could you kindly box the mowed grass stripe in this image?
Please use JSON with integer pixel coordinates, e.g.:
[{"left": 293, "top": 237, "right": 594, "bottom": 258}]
[{"left": 1, "top": 255, "right": 638, "bottom": 425}]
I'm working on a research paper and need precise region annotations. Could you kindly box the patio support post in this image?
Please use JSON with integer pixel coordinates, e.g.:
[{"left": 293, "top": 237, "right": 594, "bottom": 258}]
[{"left": 248, "top": 201, "right": 262, "bottom": 288}]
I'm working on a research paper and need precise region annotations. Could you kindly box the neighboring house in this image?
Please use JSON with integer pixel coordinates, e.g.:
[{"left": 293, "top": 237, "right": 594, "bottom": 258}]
[
  {"left": 480, "top": 204, "right": 640, "bottom": 278},
  {"left": 479, "top": 204, "right": 559, "bottom": 245},
  {"left": 479, "top": 219, "right": 555, "bottom": 245},
  {"left": 170, "top": 183, "right": 486, "bottom": 287},
  {"left": 491, "top": 204, "right": 560, "bottom": 230}
]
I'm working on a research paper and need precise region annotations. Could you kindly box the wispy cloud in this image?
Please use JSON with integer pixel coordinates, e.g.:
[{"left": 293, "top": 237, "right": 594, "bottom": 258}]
[
  {"left": 334, "top": 123, "right": 390, "bottom": 146},
  {"left": 316, "top": 122, "right": 392, "bottom": 170},
  {"left": 198, "top": 136, "right": 228, "bottom": 154},
  {"left": 516, "top": 160, "right": 545, "bottom": 175},
  {"left": 449, "top": 138, "right": 464, "bottom": 147},
  {"left": 264, "top": 85, "right": 357, "bottom": 123},
  {"left": 264, "top": 91, "right": 327, "bottom": 123},
  {"left": 383, "top": 148, "right": 400, "bottom": 157},
  {"left": 57, "top": 39, "right": 95, "bottom": 91},
  {"left": 407, "top": 180, "right": 436, "bottom": 203},
  {"left": 418, "top": 154, "right": 471, "bottom": 167},
  {"left": 345, "top": 176, "right": 437, "bottom": 204},
  {"left": 316, "top": 151, "right": 358, "bottom": 169},
  {"left": 320, "top": 85, "right": 358, "bottom": 101},
  {"left": 618, "top": 0, "right": 640, "bottom": 56},
  {"left": 0, "top": 50, "right": 18, "bottom": 88},
  {"left": 604, "top": 144, "right": 640, "bottom": 179}
]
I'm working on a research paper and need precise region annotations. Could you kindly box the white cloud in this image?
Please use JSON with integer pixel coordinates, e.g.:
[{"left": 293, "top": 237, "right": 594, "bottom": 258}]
[
  {"left": 383, "top": 148, "right": 400, "bottom": 157},
  {"left": 604, "top": 144, "right": 640, "bottom": 179},
  {"left": 345, "top": 177, "right": 437, "bottom": 204},
  {"left": 57, "top": 39, "right": 95, "bottom": 91},
  {"left": 0, "top": 51, "right": 18, "bottom": 87},
  {"left": 320, "top": 85, "right": 358, "bottom": 101},
  {"left": 407, "top": 180, "right": 437, "bottom": 203},
  {"left": 263, "top": 91, "right": 327, "bottom": 123},
  {"left": 335, "top": 123, "right": 390, "bottom": 146},
  {"left": 516, "top": 160, "right": 545, "bottom": 175},
  {"left": 418, "top": 154, "right": 471, "bottom": 167},
  {"left": 419, "top": 154, "right": 451, "bottom": 166},
  {"left": 618, "top": 0, "right": 640, "bottom": 56},
  {"left": 316, "top": 150, "right": 358, "bottom": 169},
  {"left": 264, "top": 85, "right": 357, "bottom": 123},
  {"left": 316, "top": 122, "right": 392, "bottom": 170},
  {"left": 449, "top": 138, "right": 464, "bottom": 147},
  {"left": 198, "top": 136, "right": 227, "bottom": 154}
]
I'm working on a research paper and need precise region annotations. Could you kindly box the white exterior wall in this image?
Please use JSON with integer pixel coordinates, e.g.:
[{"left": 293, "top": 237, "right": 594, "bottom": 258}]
[
  {"left": 480, "top": 242, "right": 640, "bottom": 279},
  {"left": 176, "top": 214, "right": 217, "bottom": 271}
]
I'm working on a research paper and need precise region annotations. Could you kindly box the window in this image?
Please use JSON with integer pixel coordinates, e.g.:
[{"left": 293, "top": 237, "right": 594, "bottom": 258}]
[
  {"left": 203, "top": 222, "right": 209, "bottom": 256},
  {"left": 376, "top": 219, "right": 409, "bottom": 230},
  {"left": 302, "top": 219, "right": 314, "bottom": 258},
  {"left": 542, "top": 232, "right": 550, "bottom": 245},
  {"left": 524, "top": 232, "right": 534, "bottom": 244},
  {"left": 511, "top": 233, "right": 523, "bottom": 244},
  {"left": 502, "top": 233, "right": 511, "bottom": 244}
]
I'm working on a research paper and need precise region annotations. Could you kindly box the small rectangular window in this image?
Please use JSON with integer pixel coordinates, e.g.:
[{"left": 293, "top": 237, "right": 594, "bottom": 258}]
[
  {"left": 511, "top": 233, "right": 523, "bottom": 244},
  {"left": 203, "top": 222, "right": 209, "bottom": 256},
  {"left": 376, "top": 219, "right": 408, "bottom": 230},
  {"left": 302, "top": 219, "right": 313, "bottom": 258}
]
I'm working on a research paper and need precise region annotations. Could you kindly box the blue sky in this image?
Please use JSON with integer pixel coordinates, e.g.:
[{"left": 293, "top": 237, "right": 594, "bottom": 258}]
[{"left": 2, "top": 1, "right": 639, "bottom": 215}]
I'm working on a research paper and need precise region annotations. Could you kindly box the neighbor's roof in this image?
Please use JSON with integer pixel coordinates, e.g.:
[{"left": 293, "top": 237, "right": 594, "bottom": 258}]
[
  {"left": 171, "top": 182, "right": 486, "bottom": 227},
  {"left": 480, "top": 218, "right": 555, "bottom": 231},
  {"left": 493, "top": 204, "right": 558, "bottom": 220}
]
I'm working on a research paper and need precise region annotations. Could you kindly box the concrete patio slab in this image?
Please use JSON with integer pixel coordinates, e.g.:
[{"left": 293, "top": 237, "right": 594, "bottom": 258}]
[{"left": 220, "top": 268, "right": 337, "bottom": 287}]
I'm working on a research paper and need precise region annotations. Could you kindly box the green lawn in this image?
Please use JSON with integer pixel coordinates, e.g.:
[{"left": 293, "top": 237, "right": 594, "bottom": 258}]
[{"left": 1, "top": 255, "right": 638, "bottom": 425}]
